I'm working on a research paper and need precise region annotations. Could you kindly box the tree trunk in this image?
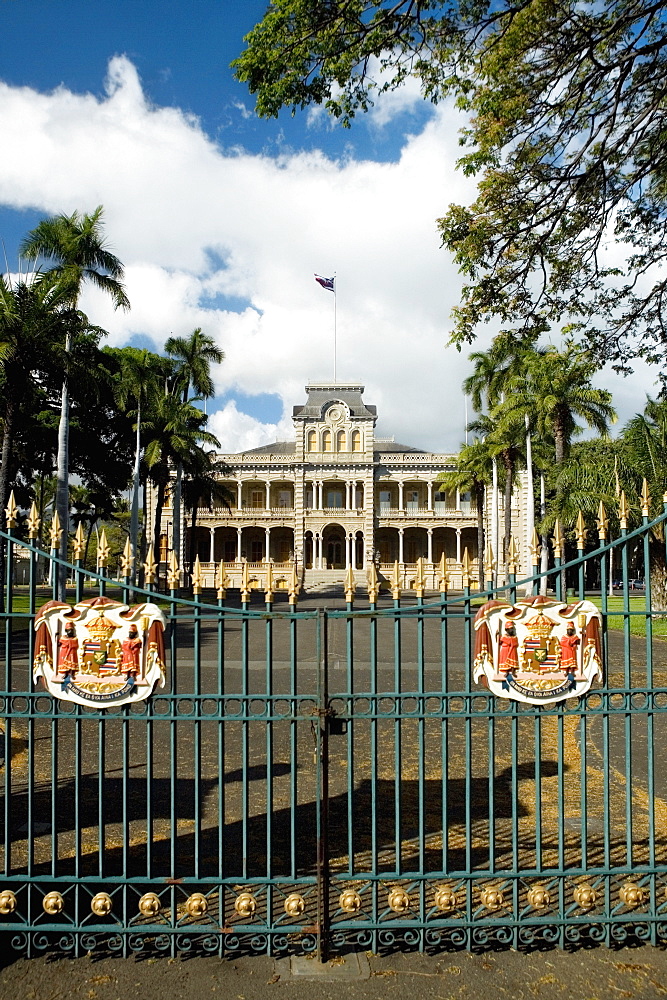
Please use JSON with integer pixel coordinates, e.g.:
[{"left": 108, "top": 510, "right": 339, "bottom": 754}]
[
  {"left": 130, "top": 397, "right": 141, "bottom": 584},
  {"left": 540, "top": 473, "right": 548, "bottom": 596},
  {"left": 55, "top": 370, "right": 70, "bottom": 601},
  {"left": 476, "top": 484, "right": 485, "bottom": 588},
  {"left": 502, "top": 451, "right": 514, "bottom": 571},
  {"left": 0, "top": 397, "right": 15, "bottom": 607},
  {"left": 173, "top": 462, "right": 183, "bottom": 577},
  {"left": 649, "top": 533, "right": 667, "bottom": 614}
]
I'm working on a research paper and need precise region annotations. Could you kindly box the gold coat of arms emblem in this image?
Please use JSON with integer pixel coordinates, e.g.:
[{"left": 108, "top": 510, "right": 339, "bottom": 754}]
[
  {"left": 473, "top": 595, "right": 602, "bottom": 704},
  {"left": 33, "top": 596, "right": 167, "bottom": 707}
]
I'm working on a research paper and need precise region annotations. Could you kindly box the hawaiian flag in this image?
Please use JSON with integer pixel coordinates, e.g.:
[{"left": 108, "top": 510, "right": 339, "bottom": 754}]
[{"left": 314, "top": 274, "right": 335, "bottom": 292}]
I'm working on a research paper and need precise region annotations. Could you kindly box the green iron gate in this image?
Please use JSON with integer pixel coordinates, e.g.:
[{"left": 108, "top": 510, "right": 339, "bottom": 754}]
[{"left": 1, "top": 498, "right": 667, "bottom": 958}]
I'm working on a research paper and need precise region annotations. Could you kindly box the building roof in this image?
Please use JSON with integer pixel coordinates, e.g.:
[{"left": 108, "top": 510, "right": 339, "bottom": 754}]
[
  {"left": 374, "top": 441, "right": 427, "bottom": 454},
  {"left": 293, "top": 382, "right": 377, "bottom": 419},
  {"left": 235, "top": 441, "right": 296, "bottom": 456}
]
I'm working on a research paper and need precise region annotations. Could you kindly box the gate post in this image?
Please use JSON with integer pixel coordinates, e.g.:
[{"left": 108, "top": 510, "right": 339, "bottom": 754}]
[{"left": 316, "top": 608, "right": 330, "bottom": 963}]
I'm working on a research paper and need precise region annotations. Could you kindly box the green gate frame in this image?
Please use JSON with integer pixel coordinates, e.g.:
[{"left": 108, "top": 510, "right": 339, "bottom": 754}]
[{"left": 1, "top": 500, "right": 667, "bottom": 958}]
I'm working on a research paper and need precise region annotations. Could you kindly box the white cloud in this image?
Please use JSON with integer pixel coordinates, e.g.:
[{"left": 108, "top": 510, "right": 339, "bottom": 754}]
[
  {"left": 0, "top": 55, "right": 654, "bottom": 452},
  {"left": 208, "top": 400, "right": 292, "bottom": 455}
]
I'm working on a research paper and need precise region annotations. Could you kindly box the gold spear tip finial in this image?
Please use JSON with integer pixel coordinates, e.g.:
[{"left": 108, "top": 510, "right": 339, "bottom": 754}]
[
  {"left": 344, "top": 563, "right": 356, "bottom": 603},
  {"left": 167, "top": 550, "right": 179, "bottom": 589},
  {"left": 552, "top": 520, "right": 564, "bottom": 556},
  {"left": 461, "top": 547, "right": 471, "bottom": 585},
  {"left": 392, "top": 559, "right": 403, "bottom": 600},
  {"left": 288, "top": 561, "right": 300, "bottom": 604},
  {"left": 264, "top": 560, "right": 274, "bottom": 602},
  {"left": 216, "top": 559, "right": 229, "bottom": 599},
  {"left": 528, "top": 530, "right": 539, "bottom": 565},
  {"left": 596, "top": 501, "right": 608, "bottom": 539},
  {"left": 240, "top": 559, "right": 250, "bottom": 601},
  {"left": 507, "top": 535, "right": 518, "bottom": 572},
  {"left": 4, "top": 491, "right": 18, "bottom": 529},
  {"left": 575, "top": 511, "right": 586, "bottom": 548},
  {"left": 641, "top": 479, "right": 650, "bottom": 517},
  {"left": 97, "top": 528, "right": 110, "bottom": 567},
  {"left": 193, "top": 555, "right": 203, "bottom": 595},
  {"left": 27, "top": 501, "right": 40, "bottom": 540},
  {"left": 49, "top": 511, "right": 62, "bottom": 549},
  {"left": 73, "top": 521, "right": 85, "bottom": 561},
  {"left": 484, "top": 542, "right": 496, "bottom": 576},
  {"left": 367, "top": 560, "right": 379, "bottom": 602},
  {"left": 120, "top": 536, "right": 134, "bottom": 577},
  {"left": 144, "top": 543, "right": 157, "bottom": 585},
  {"left": 619, "top": 490, "right": 629, "bottom": 529}
]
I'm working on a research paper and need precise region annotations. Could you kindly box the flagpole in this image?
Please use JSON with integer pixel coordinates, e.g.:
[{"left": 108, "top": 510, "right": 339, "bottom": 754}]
[{"left": 333, "top": 271, "right": 337, "bottom": 383}]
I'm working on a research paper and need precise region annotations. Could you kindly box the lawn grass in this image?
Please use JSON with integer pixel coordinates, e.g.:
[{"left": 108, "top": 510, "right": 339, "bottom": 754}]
[{"left": 590, "top": 595, "right": 667, "bottom": 639}]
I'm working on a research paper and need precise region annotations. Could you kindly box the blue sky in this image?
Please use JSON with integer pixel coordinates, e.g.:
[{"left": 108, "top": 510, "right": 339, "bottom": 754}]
[{"left": 0, "top": 0, "right": 651, "bottom": 451}]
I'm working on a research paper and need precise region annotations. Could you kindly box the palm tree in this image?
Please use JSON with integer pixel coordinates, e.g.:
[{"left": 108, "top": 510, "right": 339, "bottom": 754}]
[
  {"left": 20, "top": 207, "right": 129, "bottom": 597},
  {"left": 467, "top": 412, "right": 524, "bottom": 571},
  {"left": 164, "top": 329, "right": 224, "bottom": 569},
  {"left": 143, "top": 394, "right": 220, "bottom": 568},
  {"left": 108, "top": 347, "right": 171, "bottom": 581},
  {"left": 438, "top": 439, "right": 493, "bottom": 585},
  {"left": 500, "top": 343, "right": 617, "bottom": 465}
]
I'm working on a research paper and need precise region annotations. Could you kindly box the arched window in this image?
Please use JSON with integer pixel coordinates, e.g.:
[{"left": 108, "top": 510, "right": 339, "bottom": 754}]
[
  {"left": 351, "top": 429, "right": 362, "bottom": 452},
  {"left": 322, "top": 429, "right": 332, "bottom": 452},
  {"left": 307, "top": 429, "right": 317, "bottom": 452},
  {"left": 336, "top": 429, "right": 347, "bottom": 451}
]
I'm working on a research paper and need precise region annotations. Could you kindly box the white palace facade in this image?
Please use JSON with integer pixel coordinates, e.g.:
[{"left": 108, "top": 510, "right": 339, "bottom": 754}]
[{"left": 153, "top": 382, "right": 530, "bottom": 592}]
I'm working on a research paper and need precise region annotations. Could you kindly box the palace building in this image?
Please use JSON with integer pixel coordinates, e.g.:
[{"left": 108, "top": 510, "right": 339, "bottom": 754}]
[{"left": 151, "top": 382, "right": 529, "bottom": 592}]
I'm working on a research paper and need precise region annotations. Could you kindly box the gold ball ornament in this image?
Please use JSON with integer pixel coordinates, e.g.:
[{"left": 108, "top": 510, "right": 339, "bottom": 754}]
[
  {"left": 43, "top": 891, "right": 64, "bottom": 915},
  {"left": 284, "top": 893, "right": 305, "bottom": 918},
  {"left": 234, "top": 892, "right": 257, "bottom": 918},
  {"left": 480, "top": 887, "right": 504, "bottom": 911},
  {"left": 90, "top": 892, "right": 113, "bottom": 916},
  {"left": 619, "top": 883, "right": 645, "bottom": 908},
  {"left": 433, "top": 886, "right": 457, "bottom": 913},
  {"left": 339, "top": 889, "right": 362, "bottom": 914},
  {"left": 0, "top": 890, "right": 17, "bottom": 915},
  {"left": 387, "top": 888, "right": 410, "bottom": 913},
  {"left": 138, "top": 892, "right": 161, "bottom": 917},
  {"left": 527, "top": 886, "right": 551, "bottom": 909},
  {"left": 573, "top": 885, "right": 597, "bottom": 910},
  {"left": 185, "top": 893, "right": 208, "bottom": 918}
]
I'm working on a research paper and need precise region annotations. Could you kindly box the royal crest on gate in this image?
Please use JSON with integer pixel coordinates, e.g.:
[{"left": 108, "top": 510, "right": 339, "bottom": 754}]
[
  {"left": 33, "top": 596, "right": 167, "bottom": 707},
  {"left": 473, "top": 596, "right": 602, "bottom": 705}
]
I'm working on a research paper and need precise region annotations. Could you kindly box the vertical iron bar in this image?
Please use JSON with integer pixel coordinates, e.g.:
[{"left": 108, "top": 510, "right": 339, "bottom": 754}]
[
  {"left": 193, "top": 588, "right": 202, "bottom": 881},
  {"left": 394, "top": 594, "right": 402, "bottom": 876},
  {"left": 316, "top": 608, "right": 329, "bottom": 963}
]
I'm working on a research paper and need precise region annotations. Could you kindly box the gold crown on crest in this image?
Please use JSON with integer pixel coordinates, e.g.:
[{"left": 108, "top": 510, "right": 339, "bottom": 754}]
[
  {"left": 524, "top": 613, "right": 554, "bottom": 640},
  {"left": 86, "top": 615, "right": 117, "bottom": 641}
]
